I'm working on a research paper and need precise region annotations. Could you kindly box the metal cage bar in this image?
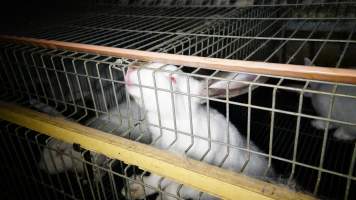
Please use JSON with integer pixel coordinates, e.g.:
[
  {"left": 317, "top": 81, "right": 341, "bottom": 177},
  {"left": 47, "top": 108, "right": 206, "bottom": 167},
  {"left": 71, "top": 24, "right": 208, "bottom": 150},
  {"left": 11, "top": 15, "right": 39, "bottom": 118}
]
[{"left": 1, "top": 36, "right": 355, "bottom": 84}]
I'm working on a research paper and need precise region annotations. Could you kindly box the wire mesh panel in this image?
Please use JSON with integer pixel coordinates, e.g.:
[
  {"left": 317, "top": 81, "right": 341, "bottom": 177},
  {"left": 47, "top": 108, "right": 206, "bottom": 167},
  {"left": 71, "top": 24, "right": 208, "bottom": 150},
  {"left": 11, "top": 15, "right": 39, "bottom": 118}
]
[
  {"left": 1, "top": 39, "right": 356, "bottom": 199},
  {"left": 0, "top": 1, "right": 356, "bottom": 200}
]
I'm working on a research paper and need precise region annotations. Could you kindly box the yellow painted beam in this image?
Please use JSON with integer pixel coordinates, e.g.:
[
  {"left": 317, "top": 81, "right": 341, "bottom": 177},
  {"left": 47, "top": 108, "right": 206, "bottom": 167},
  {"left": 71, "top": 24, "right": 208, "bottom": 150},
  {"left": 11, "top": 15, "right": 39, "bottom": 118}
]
[{"left": 0, "top": 101, "right": 315, "bottom": 200}]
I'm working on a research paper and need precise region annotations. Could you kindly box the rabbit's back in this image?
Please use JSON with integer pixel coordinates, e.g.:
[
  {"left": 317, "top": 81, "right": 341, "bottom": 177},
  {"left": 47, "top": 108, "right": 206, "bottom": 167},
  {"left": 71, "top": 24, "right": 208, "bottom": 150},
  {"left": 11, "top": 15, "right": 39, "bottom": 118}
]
[
  {"left": 89, "top": 101, "right": 151, "bottom": 143},
  {"left": 39, "top": 139, "right": 84, "bottom": 174},
  {"left": 312, "top": 84, "right": 356, "bottom": 125},
  {"left": 146, "top": 104, "right": 271, "bottom": 178}
]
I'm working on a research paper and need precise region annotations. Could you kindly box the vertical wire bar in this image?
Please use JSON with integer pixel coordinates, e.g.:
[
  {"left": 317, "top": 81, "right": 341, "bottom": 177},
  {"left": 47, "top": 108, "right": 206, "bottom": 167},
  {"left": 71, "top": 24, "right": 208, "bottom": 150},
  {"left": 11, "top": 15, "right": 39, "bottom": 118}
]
[
  {"left": 12, "top": 46, "right": 32, "bottom": 100},
  {"left": 70, "top": 58, "right": 88, "bottom": 121},
  {"left": 3, "top": 47, "right": 22, "bottom": 97},
  {"left": 344, "top": 143, "right": 356, "bottom": 200},
  {"left": 241, "top": 75, "right": 261, "bottom": 173},
  {"left": 21, "top": 47, "right": 42, "bottom": 100},
  {"left": 53, "top": 139, "right": 77, "bottom": 198},
  {"left": 152, "top": 67, "right": 169, "bottom": 195},
  {"left": 15, "top": 127, "right": 44, "bottom": 199},
  {"left": 108, "top": 160, "right": 120, "bottom": 200},
  {"left": 178, "top": 66, "right": 199, "bottom": 198},
  {"left": 135, "top": 66, "right": 149, "bottom": 144},
  {"left": 336, "top": 24, "right": 356, "bottom": 200},
  {"left": 201, "top": 71, "right": 216, "bottom": 161},
  {"left": 35, "top": 134, "right": 59, "bottom": 199},
  {"left": 313, "top": 85, "right": 338, "bottom": 195},
  {"left": 184, "top": 75, "right": 195, "bottom": 154},
  {"left": 84, "top": 60, "right": 101, "bottom": 118},
  {"left": 0, "top": 48, "right": 9, "bottom": 90},
  {"left": 109, "top": 62, "right": 120, "bottom": 112},
  {"left": 82, "top": 151, "right": 98, "bottom": 200},
  {"left": 142, "top": 170, "right": 152, "bottom": 199},
  {"left": 71, "top": 156, "right": 87, "bottom": 200},
  {"left": 289, "top": 81, "right": 308, "bottom": 183},
  {"left": 245, "top": 77, "right": 253, "bottom": 171},
  {"left": 167, "top": 67, "right": 178, "bottom": 149},
  {"left": 152, "top": 69, "right": 164, "bottom": 145},
  {"left": 50, "top": 55, "right": 67, "bottom": 111},
  {"left": 0, "top": 140, "right": 12, "bottom": 199},
  {"left": 44, "top": 139, "right": 66, "bottom": 196},
  {"left": 93, "top": 163, "right": 104, "bottom": 200},
  {"left": 62, "top": 155, "right": 77, "bottom": 199},
  {"left": 122, "top": 64, "right": 140, "bottom": 199},
  {"left": 25, "top": 132, "right": 52, "bottom": 200},
  {"left": 268, "top": 79, "right": 284, "bottom": 171},
  {"left": 4, "top": 124, "right": 30, "bottom": 200},
  {"left": 123, "top": 164, "right": 132, "bottom": 199},
  {"left": 219, "top": 79, "right": 230, "bottom": 167},
  {"left": 99, "top": 162, "right": 109, "bottom": 200},
  {"left": 39, "top": 52, "right": 59, "bottom": 108},
  {"left": 96, "top": 62, "right": 109, "bottom": 112},
  {"left": 30, "top": 49, "right": 52, "bottom": 104},
  {"left": 0, "top": 127, "right": 23, "bottom": 200}
]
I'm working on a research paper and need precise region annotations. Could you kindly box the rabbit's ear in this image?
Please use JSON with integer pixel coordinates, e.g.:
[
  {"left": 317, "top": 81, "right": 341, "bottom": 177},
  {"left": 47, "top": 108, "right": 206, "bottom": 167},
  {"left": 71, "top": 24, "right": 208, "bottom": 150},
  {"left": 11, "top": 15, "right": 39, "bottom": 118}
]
[
  {"left": 304, "top": 57, "right": 313, "bottom": 66},
  {"left": 129, "top": 61, "right": 149, "bottom": 68},
  {"left": 303, "top": 58, "right": 320, "bottom": 89},
  {"left": 202, "top": 72, "right": 268, "bottom": 99}
]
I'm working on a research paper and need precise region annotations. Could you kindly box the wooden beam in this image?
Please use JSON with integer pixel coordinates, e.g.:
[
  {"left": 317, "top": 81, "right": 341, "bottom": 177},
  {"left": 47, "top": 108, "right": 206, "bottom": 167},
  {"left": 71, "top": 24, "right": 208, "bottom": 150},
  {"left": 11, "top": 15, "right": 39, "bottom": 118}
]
[
  {"left": 0, "top": 101, "right": 315, "bottom": 200},
  {"left": 0, "top": 35, "right": 355, "bottom": 84}
]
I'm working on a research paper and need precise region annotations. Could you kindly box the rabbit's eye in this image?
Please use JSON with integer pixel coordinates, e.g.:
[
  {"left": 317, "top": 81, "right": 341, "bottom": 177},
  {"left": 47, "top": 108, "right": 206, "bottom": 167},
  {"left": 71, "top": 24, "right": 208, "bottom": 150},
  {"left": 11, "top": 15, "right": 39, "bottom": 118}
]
[{"left": 169, "top": 76, "right": 176, "bottom": 84}]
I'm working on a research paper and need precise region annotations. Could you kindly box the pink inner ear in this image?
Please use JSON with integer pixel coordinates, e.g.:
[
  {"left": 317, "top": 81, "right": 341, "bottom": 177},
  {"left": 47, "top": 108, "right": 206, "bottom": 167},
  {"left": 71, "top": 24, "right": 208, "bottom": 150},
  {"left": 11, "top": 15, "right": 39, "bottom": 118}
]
[{"left": 170, "top": 76, "right": 176, "bottom": 84}]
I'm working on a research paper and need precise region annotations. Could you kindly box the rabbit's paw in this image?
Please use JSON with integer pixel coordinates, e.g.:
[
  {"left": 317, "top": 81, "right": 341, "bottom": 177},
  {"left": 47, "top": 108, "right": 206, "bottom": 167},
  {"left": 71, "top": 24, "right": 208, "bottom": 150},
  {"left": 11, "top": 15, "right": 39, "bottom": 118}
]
[
  {"left": 333, "top": 128, "right": 355, "bottom": 141},
  {"left": 311, "top": 120, "right": 334, "bottom": 130},
  {"left": 122, "top": 179, "right": 146, "bottom": 200},
  {"left": 129, "top": 182, "right": 146, "bottom": 199}
]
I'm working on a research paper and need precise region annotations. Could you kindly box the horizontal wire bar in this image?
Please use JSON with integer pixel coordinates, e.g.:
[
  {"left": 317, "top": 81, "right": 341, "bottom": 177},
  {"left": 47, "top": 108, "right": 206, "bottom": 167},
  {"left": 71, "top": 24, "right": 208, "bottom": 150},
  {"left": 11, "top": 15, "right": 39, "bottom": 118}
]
[{"left": 1, "top": 36, "right": 356, "bottom": 84}]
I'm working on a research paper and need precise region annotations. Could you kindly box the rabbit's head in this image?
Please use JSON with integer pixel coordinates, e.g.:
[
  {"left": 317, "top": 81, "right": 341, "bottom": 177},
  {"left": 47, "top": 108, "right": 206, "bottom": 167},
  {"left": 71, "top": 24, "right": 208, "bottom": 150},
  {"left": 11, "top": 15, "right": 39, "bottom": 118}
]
[
  {"left": 125, "top": 62, "right": 199, "bottom": 113},
  {"left": 125, "top": 62, "right": 267, "bottom": 114}
]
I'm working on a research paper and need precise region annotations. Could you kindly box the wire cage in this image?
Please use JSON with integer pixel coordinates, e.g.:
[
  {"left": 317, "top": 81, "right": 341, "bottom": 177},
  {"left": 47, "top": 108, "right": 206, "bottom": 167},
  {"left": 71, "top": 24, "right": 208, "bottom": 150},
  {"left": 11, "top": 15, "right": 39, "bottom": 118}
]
[{"left": 0, "top": 0, "right": 356, "bottom": 200}]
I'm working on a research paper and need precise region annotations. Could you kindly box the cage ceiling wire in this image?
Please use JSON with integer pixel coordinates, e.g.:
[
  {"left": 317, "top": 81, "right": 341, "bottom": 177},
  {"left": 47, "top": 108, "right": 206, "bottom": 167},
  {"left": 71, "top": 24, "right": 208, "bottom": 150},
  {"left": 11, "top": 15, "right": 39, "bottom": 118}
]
[{"left": 12, "top": 3, "right": 355, "bottom": 67}]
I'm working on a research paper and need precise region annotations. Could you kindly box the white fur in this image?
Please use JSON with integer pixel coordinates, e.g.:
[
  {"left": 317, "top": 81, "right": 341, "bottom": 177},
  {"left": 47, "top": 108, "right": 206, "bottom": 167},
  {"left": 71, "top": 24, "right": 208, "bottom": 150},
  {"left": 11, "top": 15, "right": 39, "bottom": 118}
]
[
  {"left": 304, "top": 58, "right": 356, "bottom": 141},
  {"left": 124, "top": 63, "right": 274, "bottom": 199},
  {"left": 38, "top": 138, "right": 84, "bottom": 174},
  {"left": 35, "top": 100, "right": 150, "bottom": 178}
]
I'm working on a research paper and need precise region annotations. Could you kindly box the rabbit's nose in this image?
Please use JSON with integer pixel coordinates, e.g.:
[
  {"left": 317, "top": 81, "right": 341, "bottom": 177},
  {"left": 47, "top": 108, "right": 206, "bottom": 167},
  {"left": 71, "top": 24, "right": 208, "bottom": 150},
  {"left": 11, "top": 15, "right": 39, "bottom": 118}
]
[{"left": 125, "top": 68, "right": 134, "bottom": 86}]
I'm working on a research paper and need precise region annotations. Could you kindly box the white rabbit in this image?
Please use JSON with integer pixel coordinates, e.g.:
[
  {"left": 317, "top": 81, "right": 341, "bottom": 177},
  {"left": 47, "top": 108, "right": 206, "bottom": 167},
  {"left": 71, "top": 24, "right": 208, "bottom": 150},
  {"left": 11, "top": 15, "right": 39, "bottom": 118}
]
[
  {"left": 304, "top": 58, "right": 356, "bottom": 141},
  {"left": 33, "top": 99, "right": 151, "bottom": 178},
  {"left": 38, "top": 138, "right": 85, "bottom": 174},
  {"left": 123, "top": 62, "right": 274, "bottom": 200}
]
